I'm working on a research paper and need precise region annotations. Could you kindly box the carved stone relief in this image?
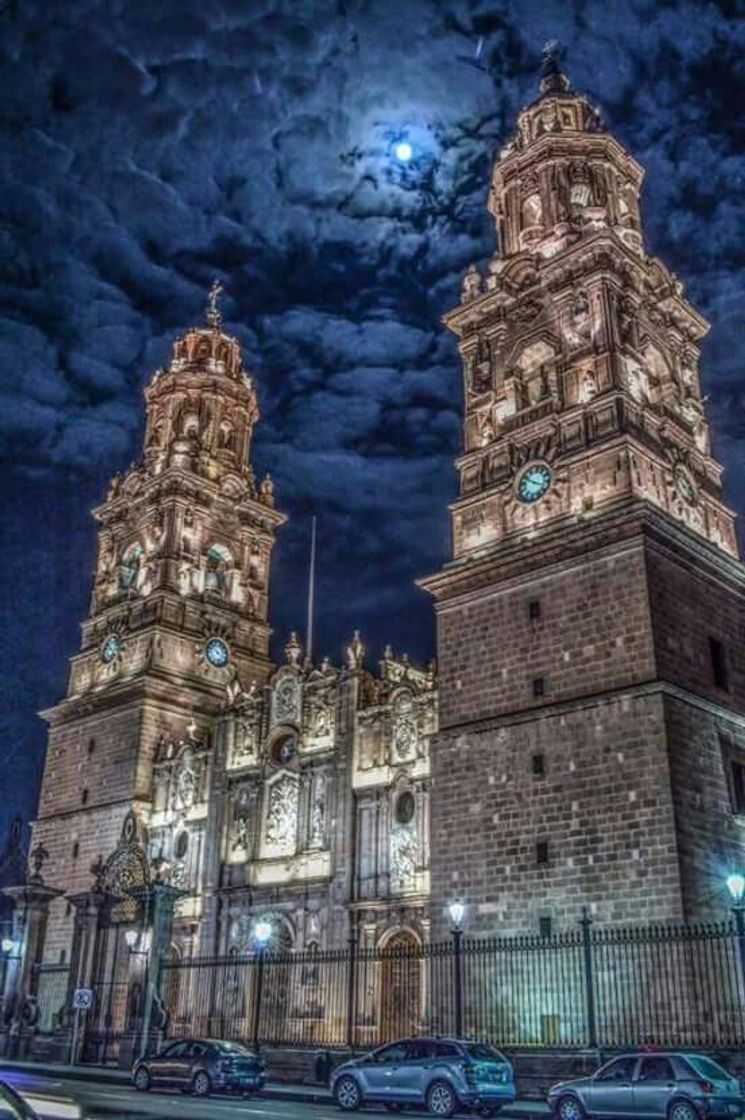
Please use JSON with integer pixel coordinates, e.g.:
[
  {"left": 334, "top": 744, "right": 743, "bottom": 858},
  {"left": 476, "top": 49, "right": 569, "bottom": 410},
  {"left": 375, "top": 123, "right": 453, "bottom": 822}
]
[{"left": 265, "top": 775, "right": 299, "bottom": 854}]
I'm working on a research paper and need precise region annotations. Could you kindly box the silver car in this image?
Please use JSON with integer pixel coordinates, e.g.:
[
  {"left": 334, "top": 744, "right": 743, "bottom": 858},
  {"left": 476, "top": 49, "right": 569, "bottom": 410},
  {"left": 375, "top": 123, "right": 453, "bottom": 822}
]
[
  {"left": 331, "top": 1036, "right": 516, "bottom": 1117},
  {"left": 549, "top": 1052, "right": 744, "bottom": 1120}
]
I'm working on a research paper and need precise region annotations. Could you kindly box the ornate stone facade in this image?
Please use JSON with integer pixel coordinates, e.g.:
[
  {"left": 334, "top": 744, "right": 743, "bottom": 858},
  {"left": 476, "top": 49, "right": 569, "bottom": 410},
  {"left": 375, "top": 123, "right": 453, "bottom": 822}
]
[{"left": 30, "top": 291, "right": 436, "bottom": 968}]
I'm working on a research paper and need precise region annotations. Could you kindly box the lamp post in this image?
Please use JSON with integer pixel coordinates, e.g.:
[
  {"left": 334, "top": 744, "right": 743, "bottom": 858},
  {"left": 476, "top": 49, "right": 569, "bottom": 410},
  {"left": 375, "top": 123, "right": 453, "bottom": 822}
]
[
  {"left": 727, "top": 873, "right": 745, "bottom": 987},
  {"left": 449, "top": 902, "right": 465, "bottom": 1039},
  {"left": 251, "top": 919, "right": 272, "bottom": 1053}
]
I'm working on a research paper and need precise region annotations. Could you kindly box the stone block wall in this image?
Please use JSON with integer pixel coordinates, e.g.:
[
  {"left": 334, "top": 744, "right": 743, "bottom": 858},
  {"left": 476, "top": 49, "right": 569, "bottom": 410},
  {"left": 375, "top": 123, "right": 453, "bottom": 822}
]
[
  {"left": 646, "top": 542, "right": 745, "bottom": 712},
  {"left": 664, "top": 694, "right": 745, "bottom": 921},
  {"left": 437, "top": 541, "right": 656, "bottom": 731},
  {"left": 429, "top": 691, "right": 683, "bottom": 940}
]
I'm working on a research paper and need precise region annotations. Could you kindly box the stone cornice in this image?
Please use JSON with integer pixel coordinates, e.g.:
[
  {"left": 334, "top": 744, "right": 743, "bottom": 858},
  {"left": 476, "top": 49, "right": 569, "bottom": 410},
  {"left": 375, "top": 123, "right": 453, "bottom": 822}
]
[
  {"left": 434, "top": 677, "right": 745, "bottom": 739},
  {"left": 418, "top": 501, "right": 744, "bottom": 604}
]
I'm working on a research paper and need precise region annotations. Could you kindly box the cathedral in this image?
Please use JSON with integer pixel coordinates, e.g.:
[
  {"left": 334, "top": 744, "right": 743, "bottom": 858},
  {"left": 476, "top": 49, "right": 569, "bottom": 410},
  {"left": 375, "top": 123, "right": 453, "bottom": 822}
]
[{"left": 15, "top": 51, "right": 744, "bottom": 1039}]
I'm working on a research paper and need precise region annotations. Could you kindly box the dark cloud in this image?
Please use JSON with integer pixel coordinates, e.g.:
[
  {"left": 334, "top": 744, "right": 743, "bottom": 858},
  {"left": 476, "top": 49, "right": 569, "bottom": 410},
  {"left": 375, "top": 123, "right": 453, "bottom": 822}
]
[{"left": 0, "top": 0, "right": 742, "bottom": 838}]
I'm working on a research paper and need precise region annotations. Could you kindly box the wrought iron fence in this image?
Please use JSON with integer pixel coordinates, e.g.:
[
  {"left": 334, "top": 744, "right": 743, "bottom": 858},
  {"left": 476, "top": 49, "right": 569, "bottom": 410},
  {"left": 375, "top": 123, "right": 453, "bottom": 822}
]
[
  {"left": 159, "top": 917, "right": 745, "bottom": 1051},
  {"left": 32, "top": 963, "right": 69, "bottom": 1034}
]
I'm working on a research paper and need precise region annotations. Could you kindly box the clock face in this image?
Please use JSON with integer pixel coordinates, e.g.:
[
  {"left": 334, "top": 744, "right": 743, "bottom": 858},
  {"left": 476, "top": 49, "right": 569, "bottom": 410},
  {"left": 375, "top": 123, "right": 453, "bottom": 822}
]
[
  {"left": 517, "top": 463, "right": 552, "bottom": 504},
  {"left": 205, "top": 637, "right": 229, "bottom": 667},
  {"left": 101, "top": 634, "right": 122, "bottom": 663},
  {"left": 674, "top": 468, "right": 697, "bottom": 506}
]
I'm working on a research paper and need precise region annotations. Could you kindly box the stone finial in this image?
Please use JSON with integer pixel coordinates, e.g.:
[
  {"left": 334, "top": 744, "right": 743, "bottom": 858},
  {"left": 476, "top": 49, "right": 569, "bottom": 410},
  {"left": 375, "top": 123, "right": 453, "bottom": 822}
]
[
  {"left": 285, "top": 631, "right": 303, "bottom": 666},
  {"left": 206, "top": 279, "right": 224, "bottom": 330},
  {"left": 29, "top": 842, "right": 49, "bottom": 883},
  {"left": 260, "top": 472, "right": 275, "bottom": 507},
  {"left": 461, "top": 263, "right": 482, "bottom": 303},
  {"left": 540, "top": 40, "right": 570, "bottom": 95},
  {"left": 89, "top": 854, "right": 105, "bottom": 889},
  {"left": 346, "top": 630, "right": 365, "bottom": 670}
]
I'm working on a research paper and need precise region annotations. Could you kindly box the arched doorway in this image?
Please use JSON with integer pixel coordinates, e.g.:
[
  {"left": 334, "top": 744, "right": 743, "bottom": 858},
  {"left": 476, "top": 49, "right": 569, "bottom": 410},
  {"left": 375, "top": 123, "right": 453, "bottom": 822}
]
[{"left": 380, "top": 930, "right": 421, "bottom": 1042}]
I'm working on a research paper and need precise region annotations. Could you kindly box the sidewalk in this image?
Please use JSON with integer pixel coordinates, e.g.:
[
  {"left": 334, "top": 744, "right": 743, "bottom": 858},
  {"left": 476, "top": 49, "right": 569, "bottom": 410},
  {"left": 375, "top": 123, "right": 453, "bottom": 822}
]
[{"left": 0, "top": 1057, "right": 551, "bottom": 1114}]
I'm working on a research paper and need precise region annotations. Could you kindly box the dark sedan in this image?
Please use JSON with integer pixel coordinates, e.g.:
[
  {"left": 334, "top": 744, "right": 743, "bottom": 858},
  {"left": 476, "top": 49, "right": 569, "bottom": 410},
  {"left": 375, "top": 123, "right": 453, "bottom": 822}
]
[{"left": 132, "top": 1037, "right": 265, "bottom": 1098}]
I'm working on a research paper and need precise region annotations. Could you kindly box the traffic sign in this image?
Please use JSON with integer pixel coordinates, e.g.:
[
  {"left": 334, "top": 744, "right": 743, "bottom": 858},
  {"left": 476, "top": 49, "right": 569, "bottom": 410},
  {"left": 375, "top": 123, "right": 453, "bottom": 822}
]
[{"left": 72, "top": 988, "right": 94, "bottom": 1010}]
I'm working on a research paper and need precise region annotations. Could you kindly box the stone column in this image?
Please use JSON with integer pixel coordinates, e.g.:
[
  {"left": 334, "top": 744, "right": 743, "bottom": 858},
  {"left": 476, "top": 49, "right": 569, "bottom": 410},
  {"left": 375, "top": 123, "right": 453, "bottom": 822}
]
[
  {"left": 1, "top": 881, "right": 61, "bottom": 1058},
  {"left": 129, "top": 882, "right": 187, "bottom": 1063}
]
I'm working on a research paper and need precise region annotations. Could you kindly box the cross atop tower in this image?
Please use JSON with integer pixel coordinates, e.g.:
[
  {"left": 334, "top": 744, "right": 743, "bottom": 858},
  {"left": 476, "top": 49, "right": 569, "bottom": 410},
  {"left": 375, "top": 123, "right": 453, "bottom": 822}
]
[
  {"left": 206, "top": 279, "right": 224, "bottom": 330},
  {"left": 540, "top": 40, "right": 570, "bottom": 95}
]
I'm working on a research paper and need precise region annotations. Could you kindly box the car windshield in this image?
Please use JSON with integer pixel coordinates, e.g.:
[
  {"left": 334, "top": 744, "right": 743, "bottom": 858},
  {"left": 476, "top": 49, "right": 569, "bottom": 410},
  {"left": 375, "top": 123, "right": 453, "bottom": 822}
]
[
  {"left": 213, "top": 1041, "right": 254, "bottom": 1055},
  {"left": 464, "top": 1044, "right": 506, "bottom": 1063},
  {"left": 686, "top": 1057, "right": 731, "bottom": 1081}
]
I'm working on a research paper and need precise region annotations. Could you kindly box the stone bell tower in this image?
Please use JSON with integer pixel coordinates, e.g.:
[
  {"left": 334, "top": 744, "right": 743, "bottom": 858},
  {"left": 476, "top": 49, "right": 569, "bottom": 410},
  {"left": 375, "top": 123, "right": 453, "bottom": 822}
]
[
  {"left": 422, "top": 49, "right": 744, "bottom": 938},
  {"left": 33, "top": 286, "right": 285, "bottom": 961}
]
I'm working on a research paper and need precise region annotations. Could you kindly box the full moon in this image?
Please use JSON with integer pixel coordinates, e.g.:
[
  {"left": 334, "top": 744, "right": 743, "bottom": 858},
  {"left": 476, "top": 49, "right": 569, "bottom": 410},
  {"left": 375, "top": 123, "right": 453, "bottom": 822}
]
[{"left": 394, "top": 140, "right": 413, "bottom": 162}]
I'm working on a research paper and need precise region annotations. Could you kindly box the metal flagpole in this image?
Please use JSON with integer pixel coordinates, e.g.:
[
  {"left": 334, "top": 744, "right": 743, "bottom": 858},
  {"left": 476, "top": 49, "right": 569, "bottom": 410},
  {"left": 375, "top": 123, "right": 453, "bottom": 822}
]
[{"left": 306, "top": 516, "right": 317, "bottom": 663}]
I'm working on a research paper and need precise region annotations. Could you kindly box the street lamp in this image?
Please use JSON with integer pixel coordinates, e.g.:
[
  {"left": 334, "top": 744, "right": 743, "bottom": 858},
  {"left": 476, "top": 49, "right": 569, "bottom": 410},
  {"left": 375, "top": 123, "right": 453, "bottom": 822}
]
[
  {"left": 251, "top": 918, "right": 273, "bottom": 1053},
  {"left": 1, "top": 938, "right": 15, "bottom": 956},
  {"left": 727, "top": 873, "right": 745, "bottom": 905},
  {"left": 449, "top": 902, "right": 465, "bottom": 929},
  {"left": 727, "top": 873, "right": 745, "bottom": 985},
  {"left": 448, "top": 901, "right": 465, "bottom": 1038}
]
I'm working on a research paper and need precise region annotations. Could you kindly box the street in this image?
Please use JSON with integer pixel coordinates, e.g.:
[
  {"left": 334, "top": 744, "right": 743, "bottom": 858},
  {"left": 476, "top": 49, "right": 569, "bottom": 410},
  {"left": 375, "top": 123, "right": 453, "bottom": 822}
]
[
  {"left": 0, "top": 1066, "right": 550, "bottom": 1120},
  {"left": 6, "top": 1070, "right": 332, "bottom": 1120}
]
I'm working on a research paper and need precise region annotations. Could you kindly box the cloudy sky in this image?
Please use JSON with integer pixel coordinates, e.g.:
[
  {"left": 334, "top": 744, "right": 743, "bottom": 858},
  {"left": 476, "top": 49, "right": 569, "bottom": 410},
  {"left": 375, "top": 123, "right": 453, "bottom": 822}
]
[{"left": 0, "top": 0, "right": 742, "bottom": 845}]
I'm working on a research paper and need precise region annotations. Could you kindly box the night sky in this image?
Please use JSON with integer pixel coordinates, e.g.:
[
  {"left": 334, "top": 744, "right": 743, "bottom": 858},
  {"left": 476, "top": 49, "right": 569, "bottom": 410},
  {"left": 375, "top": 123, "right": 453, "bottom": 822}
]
[{"left": 1, "top": 1, "right": 743, "bottom": 846}]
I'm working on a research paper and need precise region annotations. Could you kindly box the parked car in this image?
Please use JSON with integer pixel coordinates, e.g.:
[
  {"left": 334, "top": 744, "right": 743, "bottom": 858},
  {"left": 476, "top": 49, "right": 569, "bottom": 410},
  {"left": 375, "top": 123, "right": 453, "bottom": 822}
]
[
  {"left": 0, "top": 1073, "right": 82, "bottom": 1119},
  {"left": 331, "top": 1037, "right": 516, "bottom": 1117},
  {"left": 548, "top": 1052, "right": 745, "bottom": 1120},
  {"left": 132, "top": 1037, "right": 265, "bottom": 1097}
]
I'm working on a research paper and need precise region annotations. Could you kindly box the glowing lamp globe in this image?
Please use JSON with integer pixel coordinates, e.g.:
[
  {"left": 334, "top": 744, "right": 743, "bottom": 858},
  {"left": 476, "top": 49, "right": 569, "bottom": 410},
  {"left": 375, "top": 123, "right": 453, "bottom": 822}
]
[
  {"left": 449, "top": 901, "right": 465, "bottom": 928},
  {"left": 124, "top": 930, "right": 138, "bottom": 950},
  {"left": 394, "top": 141, "right": 413, "bottom": 163},
  {"left": 253, "top": 918, "right": 273, "bottom": 946},
  {"left": 727, "top": 873, "right": 745, "bottom": 904},
  {"left": 1, "top": 938, "right": 15, "bottom": 954}
]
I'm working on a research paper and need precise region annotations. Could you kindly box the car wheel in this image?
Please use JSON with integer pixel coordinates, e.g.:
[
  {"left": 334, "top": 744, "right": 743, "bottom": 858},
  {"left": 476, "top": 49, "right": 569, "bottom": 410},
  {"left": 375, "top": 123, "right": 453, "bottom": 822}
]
[
  {"left": 133, "top": 1066, "right": 151, "bottom": 1092},
  {"left": 191, "top": 1070, "right": 211, "bottom": 1098},
  {"left": 427, "top": 1079, "right": 458, "bottom": 1118},
  {"left": 557, "top": 1095, "right": 585, "bottom": 1120},
  {"left": 334, "top": 1075, "right": 362, "bottom": 1112},
  {"left": 669, "top": 1101, "right": 697, "bottom": 1120}
]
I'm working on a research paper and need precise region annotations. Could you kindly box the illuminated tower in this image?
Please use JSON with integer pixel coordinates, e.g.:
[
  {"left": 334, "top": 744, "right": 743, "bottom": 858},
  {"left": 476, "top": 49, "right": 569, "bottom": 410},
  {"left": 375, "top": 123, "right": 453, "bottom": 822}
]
[
  {"left": 422, "top": 50, "right": 744, "bottom": 936},
  {"left": 33, "top": 287, "right": 285, "bottom": 961}
]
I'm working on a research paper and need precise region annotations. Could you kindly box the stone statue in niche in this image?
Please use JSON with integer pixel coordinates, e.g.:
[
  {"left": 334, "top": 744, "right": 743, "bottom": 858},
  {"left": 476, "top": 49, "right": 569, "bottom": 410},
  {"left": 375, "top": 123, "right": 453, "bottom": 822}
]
[
  {"left": 265, "top": 777, "right": 299, "bottom": 852},
  {"left": 231, "top": 814, "right": 249, "bottom": 852},
  {"left": 310, "top": 774, "right": 326, "bottom": 847},
  {"left": 580, "top": 369, "right": 598, "bottom": 403},
  {"left": 622, "top": 355, "right": 647, "bottom": 403},
  {"left": 232, "top": 718, "right": 259, "bottom": 764},
  {"left": 618, "top": 294, "right": 637, "bottom": 348},
  {"left": 477, "top": 411, "right": 495, "bottom": 447},
  {"left": 470, "top": 336, "right": 492, "bottom": 395},
  {"left": 174, "top": 752, "right": 198, "bottom": 812},
  {"left": 307, "top": 689, "right": 333, "bottom": 738}
]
